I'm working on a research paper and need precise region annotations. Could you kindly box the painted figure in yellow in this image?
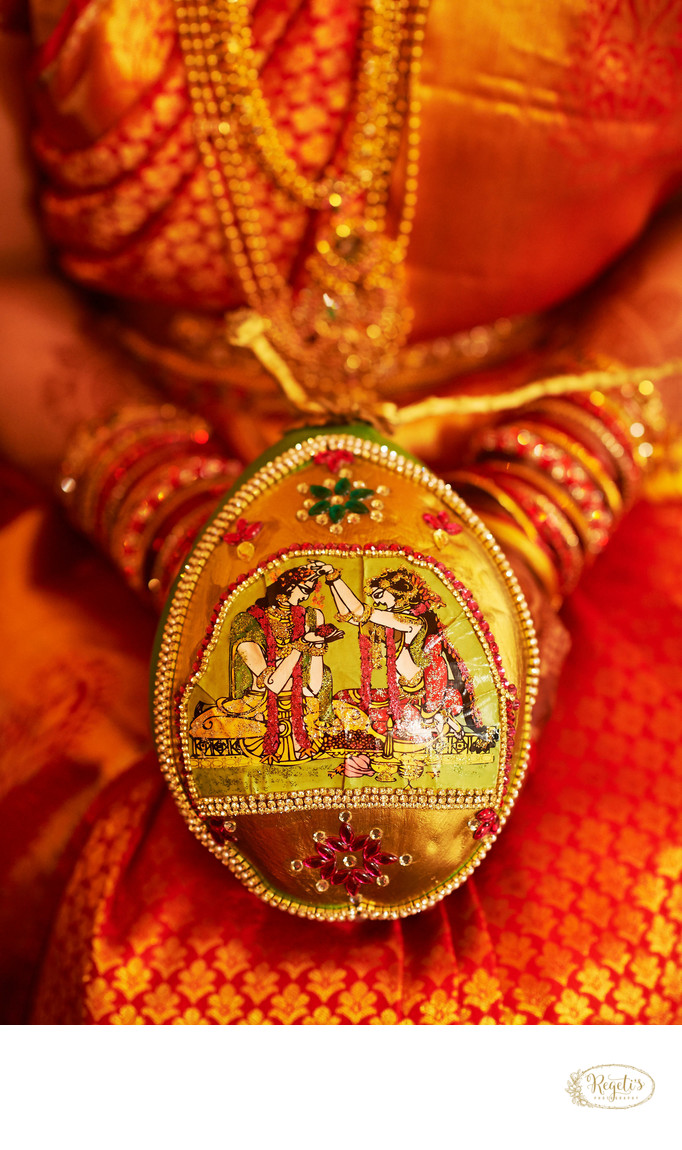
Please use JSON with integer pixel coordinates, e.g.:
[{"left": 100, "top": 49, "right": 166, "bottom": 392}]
[{"left": 190, "top": 565, "right": 333, "bottom": 762}]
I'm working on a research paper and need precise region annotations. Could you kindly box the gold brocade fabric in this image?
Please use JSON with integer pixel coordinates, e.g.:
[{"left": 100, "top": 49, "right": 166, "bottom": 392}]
[
  {"left": 14, "top": 495, "right": 682, "bottom": 1025},
  {"left": 30, "top": 0, "right": 682, "bottom": 339}
]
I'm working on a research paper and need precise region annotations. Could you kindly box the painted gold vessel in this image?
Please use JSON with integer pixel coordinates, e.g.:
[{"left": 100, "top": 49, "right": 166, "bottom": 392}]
[{"left": 152, "top": 425, "right": 539, "bottom": 920}]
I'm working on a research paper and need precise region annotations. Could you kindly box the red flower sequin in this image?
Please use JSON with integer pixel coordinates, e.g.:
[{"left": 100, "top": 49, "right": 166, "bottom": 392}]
[
  {"left": 423, "top": 511, "right": 462, "bottom": 535},
  {"left": 313, "top": 449, "right": 355, "bottom": 473},
  {"left": 223, "top": 518, "right": 263, "bottom": 545},
  {"left": 472, "top": 808, "right": 500, "bottom": 839},
  {"left": 303, "top": 819, "right": 398, "bottom": 896}
]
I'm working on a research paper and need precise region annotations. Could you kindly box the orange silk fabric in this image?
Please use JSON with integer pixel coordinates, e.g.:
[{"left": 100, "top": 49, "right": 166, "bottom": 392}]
[
  {"left": 6, "top": 490, "right": 677, "bottom": 1025},
  {"left": 31, "top": 0, "right": 682, "bottom": 338}
]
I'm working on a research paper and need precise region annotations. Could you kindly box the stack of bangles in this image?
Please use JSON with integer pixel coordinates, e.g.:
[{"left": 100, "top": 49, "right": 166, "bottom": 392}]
[
  {"left": 449, "top": 375, "right": 664, "bottom": 608},
  {"left": 58, "top": 404, "right": 241, "bottom": 608},
  {"left": 57, "top": 372, "right": 663, "bottom": 615}
]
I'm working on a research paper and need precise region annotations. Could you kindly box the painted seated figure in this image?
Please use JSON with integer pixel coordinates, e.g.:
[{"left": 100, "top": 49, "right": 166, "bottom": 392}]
[{"left": 190, "top": 564, "right": 334, "bottom": 763}]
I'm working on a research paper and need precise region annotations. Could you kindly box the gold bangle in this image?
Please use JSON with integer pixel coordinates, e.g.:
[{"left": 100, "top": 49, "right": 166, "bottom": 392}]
[
  {"left": 470, "top": 424, "right": 615, "bottom": 551},
  {"left": 476, "top": 459, "right": 596, "bottom": 553},
  {"left": 520, "top": 420, "right": 624, "bottom": 517},
  {"left": 58, "top": 403, "right": 241, "bottom": 600},
  {"left": 486, "top": 469, "right": 584, "bottom": 597},
  {"left": 529, "top": 398, "right": 626, "bottom": 477},
  {"left": 477, "top": 510, "right": 561, "bottom": 609},
  {"left": 597, "top": 391, "right": 663, "bottom": 463},
  {"left": 337, "top": 604, "right": 372, "bottom": 625},
  {"left": 451, "top": 470, "right": 543, "bottom": 544},
  {"left": 148, "top": 499, "right": 216, "bottom": 607},
  {"left": 324, "top": 568, "right": 342, "bottom": 583},
  {"left": 115, "top": 466, "right": 237, "bottom": 592},
  {"left": 59, "top": 405, "right": 211, "bottom": 534},
  {"left": 59, "top": 405, "right": 172, "bottom": 493},
  {"left": 295, "top": 638, "right": 328, "bottom": 655},
  {"left": 546, "top": 352, "right": 664, "bottom": 472},
  {"left": 582, "top": 355, "right": 665, "bottom": 438}
]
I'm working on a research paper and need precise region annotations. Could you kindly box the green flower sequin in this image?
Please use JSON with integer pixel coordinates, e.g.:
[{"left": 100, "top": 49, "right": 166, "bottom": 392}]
[{"left": 308, "top": 477, "right": 375, "bottom": 523}]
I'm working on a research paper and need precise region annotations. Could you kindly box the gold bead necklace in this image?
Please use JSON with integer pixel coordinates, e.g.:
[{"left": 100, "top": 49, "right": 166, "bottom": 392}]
[
  {"left": 173, "top": 0, "right": 430, "bottom": 414},
  {"left": 209, "top": 0, "right": 408, "bottom": 211}
]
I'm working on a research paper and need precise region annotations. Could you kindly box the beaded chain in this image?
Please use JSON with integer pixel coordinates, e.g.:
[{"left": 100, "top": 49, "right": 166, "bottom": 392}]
[
  {"left": 204, "top": 0, "right": 413, "bottom": 214},
  {"left": 173, "top": 0, "right": 429, "bottom": 406}
]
